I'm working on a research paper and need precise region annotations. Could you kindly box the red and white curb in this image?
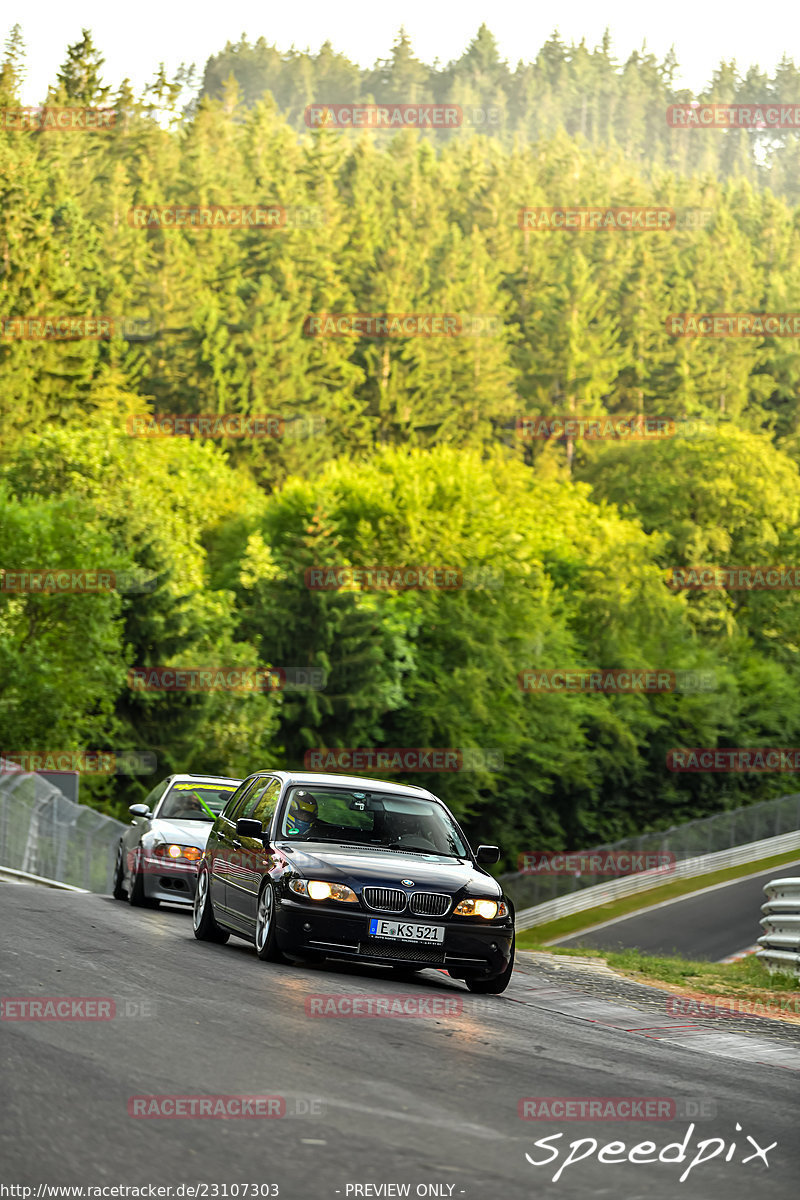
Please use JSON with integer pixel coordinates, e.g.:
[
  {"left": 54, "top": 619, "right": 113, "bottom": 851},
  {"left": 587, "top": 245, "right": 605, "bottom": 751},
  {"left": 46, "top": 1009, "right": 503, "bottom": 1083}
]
[{"left": 718, "top": 943, "right": 760, "bottom": 964}]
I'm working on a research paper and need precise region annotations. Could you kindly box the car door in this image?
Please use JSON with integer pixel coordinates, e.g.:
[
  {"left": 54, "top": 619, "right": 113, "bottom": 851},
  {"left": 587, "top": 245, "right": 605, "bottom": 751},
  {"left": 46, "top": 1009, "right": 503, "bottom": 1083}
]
[
  {"left": 210, "top": 777, "right": 260, "bottom": 916},
  {"left": 226, "top": 776, "right": 282, "bottom": 929}
]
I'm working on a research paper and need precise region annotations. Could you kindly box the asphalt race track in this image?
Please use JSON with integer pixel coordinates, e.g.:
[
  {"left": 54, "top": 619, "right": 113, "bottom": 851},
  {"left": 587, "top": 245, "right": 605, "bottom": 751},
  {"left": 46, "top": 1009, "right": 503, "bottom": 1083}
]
[
  {"left": 1, "top": 882, "right": 799, "bottom": 1200},
  {"left": 553, "top": 860, "right": 800, "bottom": 959}
]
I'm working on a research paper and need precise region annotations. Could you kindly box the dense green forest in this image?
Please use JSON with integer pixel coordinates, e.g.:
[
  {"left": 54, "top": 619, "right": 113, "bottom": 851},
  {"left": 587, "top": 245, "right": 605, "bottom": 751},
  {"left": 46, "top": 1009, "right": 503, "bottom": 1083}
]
[
  {"left": 200, "top": 26, "right": 800, "bottom": 202},
  {"left": 3, "top": 26, "right": 800, "bottom": 867}
]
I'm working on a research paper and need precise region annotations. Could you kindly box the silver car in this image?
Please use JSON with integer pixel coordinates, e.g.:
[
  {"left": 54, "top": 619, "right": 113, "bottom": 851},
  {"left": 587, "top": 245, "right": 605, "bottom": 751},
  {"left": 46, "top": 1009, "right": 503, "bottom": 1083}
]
[{"left": 112, "top": 773, "right": 242, "bottom": 907}]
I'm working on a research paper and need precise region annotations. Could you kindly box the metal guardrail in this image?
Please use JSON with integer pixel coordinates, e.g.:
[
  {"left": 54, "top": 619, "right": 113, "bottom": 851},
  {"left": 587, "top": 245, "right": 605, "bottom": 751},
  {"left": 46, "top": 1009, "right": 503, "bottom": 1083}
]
[
  {"left": 0, "top": 866, "right": 90, "bottom": 891},
  {"left": 514, "top": 829, "right": 800, "bottom": 931},
  {"left": 757, "top": 877, "right": 800, "bottom": 976},
  {"left": 501, "top": 791, "right": 800, "bottom": 912},
  {"left": 0, "top": 757, "right": 126, "bottom": 893}
]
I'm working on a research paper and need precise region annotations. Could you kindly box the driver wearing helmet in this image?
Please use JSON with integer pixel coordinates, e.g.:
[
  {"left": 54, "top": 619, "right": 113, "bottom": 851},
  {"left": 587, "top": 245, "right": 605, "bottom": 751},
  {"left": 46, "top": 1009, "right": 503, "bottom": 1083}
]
[{"left": 286, "top": 791, "right": 319, "bottom": 836}]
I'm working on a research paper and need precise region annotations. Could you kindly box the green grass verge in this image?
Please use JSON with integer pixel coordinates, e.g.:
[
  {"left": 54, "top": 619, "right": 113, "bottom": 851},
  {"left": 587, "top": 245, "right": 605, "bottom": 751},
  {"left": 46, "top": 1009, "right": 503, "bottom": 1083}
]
[
  {"left": 515, "top": 844, "right": 800, "bottom": 948},
  {"left": 517, "top": 943, "right": 800, "bottom": 1006}
]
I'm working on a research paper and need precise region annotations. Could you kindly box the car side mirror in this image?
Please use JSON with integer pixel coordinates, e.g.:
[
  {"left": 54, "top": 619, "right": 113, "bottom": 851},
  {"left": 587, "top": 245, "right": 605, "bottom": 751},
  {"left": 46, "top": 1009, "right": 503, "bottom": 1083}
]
[
  {"left": 476, "top": 845, "right": 500, "bottom": 864},
  {"left": 129, "top": 804, "right": 151, "bottom": 818},
  {"left": 236, "top": 817, "right": 265, "bottom": 841}
]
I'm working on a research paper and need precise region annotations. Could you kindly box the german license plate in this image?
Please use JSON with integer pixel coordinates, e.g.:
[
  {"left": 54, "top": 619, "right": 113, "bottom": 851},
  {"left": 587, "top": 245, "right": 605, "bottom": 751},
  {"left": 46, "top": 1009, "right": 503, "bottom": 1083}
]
[{"left": 369, "top": 918, "right": 444, "bottom": 943}]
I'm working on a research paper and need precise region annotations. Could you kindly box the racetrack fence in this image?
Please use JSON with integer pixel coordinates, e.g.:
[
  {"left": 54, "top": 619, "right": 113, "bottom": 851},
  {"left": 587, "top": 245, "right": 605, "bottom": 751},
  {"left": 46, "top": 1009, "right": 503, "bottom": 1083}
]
[
  {"left": 501, "top": 791, "right": 800, "bottom": 914},
  {"left": 0, "top": 757, "right": 126, "bottom": 892}
]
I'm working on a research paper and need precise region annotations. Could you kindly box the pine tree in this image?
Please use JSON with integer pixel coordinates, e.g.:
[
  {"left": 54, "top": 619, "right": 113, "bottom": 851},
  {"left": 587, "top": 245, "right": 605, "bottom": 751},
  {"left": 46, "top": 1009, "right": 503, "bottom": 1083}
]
[
  {"left": 53, "top": 29, "right": 110, "bottom": 103},
  {"left": 0, "top": 24, "right": 25, "bottom": 101}
]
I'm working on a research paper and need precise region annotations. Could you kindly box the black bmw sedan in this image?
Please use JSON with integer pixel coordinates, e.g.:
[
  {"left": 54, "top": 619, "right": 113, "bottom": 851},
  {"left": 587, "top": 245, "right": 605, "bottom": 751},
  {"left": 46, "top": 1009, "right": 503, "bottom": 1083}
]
[{"left": 193, "top": 771, "right": 515, "bottom": 993}]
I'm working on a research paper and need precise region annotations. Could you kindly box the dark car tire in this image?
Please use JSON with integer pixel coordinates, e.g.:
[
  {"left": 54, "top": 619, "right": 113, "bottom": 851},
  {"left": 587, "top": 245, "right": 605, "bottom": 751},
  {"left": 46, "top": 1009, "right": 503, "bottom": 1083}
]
[
  {"left": 112, "top": 845, "right": 127, "bottom": 900},
  {"left": 127, "top": 850, "right": 160, "bottom": 908},
  {"left": 193, "top": 864, "right": 229, "bottom": 943},
  {"left": 254, "top": 881, "right": 285, "bottom": 962},
  {"left": 464, "top": 935, "right": 515, "bottom": 994}
]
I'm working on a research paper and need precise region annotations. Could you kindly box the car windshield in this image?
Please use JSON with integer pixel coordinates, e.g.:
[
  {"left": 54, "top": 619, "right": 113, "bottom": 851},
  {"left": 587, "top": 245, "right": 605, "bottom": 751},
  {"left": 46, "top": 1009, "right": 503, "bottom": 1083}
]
[
  {"left": 157, "top": 782, "right": 239, "bottom": 821},
  {"left": 278, "top": 786, "right": 469, "bottom": 857}
]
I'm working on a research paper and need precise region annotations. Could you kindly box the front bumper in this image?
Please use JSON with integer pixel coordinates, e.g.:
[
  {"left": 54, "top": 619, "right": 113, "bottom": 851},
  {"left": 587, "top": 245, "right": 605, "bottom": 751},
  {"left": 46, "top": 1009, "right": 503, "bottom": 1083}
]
[
  {"left": 275, "top": 896, "right": 513, "bottom": 977},
  {"left": 140, "top": 855, "right": 199, "bottom": 904}
]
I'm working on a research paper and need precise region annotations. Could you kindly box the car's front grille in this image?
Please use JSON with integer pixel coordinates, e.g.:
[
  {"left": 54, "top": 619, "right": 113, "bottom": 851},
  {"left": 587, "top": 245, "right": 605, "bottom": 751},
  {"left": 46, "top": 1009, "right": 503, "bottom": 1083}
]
[
  {"left": 358, "top": 940, "right": 445, "bottom": 964},
  {"left": 409, "top": 891, "right": 450, "bottom": 917},
  {"left": 362, "top": 887, "right": 407, "bottom": 912}
]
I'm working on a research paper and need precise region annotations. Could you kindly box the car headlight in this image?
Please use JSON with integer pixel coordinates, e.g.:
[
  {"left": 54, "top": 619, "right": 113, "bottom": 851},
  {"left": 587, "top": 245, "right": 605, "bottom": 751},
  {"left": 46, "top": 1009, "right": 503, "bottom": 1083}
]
[
  {"left": 153, "top": 844, "right": 202, "bottom": 861},
  {"left": 289, "top": 878, "right": 358, "bottom": 903},
  {"left": 453, "top": 898, "right": 508, "bottom": 919}
]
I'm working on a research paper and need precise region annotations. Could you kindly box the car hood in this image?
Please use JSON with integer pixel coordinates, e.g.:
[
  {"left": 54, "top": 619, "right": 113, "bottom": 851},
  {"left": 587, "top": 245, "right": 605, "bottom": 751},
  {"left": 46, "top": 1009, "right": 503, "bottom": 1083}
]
[
  {"left": 277, "top": 842, "right": 501, "bottom": 899},
  {"left": 149, "top": 818, "right": 214, "bottom": 848}
]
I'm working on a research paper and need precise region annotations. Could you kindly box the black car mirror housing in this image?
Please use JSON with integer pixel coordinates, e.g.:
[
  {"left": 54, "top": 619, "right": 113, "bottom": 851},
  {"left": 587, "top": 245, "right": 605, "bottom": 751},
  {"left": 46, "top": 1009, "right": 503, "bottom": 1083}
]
[
  {"left": 476, "top": 844, "right": 500, "bottom": 864},
  {"left": 236, "top": 817, "right": 265, "bottom": 841}
]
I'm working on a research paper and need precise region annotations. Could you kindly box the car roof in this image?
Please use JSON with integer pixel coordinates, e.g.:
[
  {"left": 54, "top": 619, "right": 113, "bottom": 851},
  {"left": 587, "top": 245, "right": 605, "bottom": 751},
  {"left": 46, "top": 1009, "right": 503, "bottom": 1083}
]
[{"left": 242, "top": 769, "right": 439, "bottom": 802}]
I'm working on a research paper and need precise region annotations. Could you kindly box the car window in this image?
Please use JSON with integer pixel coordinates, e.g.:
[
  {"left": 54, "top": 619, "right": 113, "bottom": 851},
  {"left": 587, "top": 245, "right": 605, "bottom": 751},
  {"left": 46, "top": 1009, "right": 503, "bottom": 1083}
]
[
  {"left": 242, "top": 777, "right": 281, "bottom": 830},
  {"left": 143, "top": 777, "right": 170, "bottom": 812},
  {"left": 157, "top": 781, "right": 240, "bottom": 820},
  {"left": 221, "top": 777, "right": 259, "bottom": 822},
  {"left": 277, "top": 786, "right": 468, "bottom": 856}
]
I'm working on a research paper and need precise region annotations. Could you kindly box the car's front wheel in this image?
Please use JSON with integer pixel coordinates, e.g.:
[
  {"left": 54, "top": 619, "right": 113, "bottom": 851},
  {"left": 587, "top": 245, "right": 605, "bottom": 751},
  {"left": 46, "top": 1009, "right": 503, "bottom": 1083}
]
[
  {"left": 193, "top": 865, "right": 229, "bottom": 943},
  {"left": 254, "top": 881, "right": 284, "bottom": 962},
  {"left": 127, "top": 850, "right": 159, "bottom": 908},
  {"left": 112, "top": 845, "right": 127, "bottom": 900},
  {"left": 464, "top": 936, "right": 515, "bottom": 994}
]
